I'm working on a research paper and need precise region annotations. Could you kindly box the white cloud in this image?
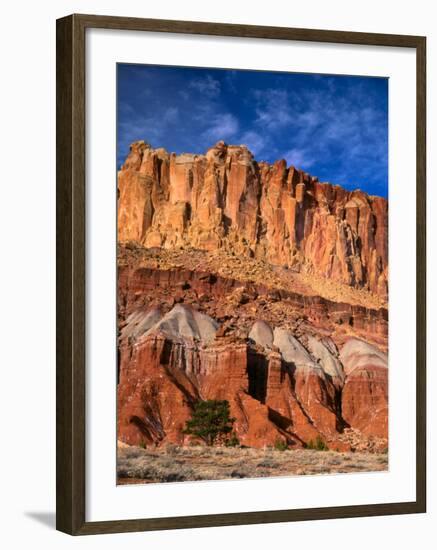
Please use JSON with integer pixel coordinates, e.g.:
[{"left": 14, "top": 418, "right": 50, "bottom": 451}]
[
  {"left": 162, "top": 107, "right": 179, "bottom": 123},
  {"left": 202, "top": 113, "right": 239, "bottom": 142},
  {"left": 189, "top": 74, "right": 221, "bottom": 97},
  {"left": 254, "top": 88, "right": 294, "bottom": 129},
  {"left": 238, "top": 131, "right": 267, "bottom": 155},
  {"left": 283, "top": 147, "right": 316, "bottom": 170}
]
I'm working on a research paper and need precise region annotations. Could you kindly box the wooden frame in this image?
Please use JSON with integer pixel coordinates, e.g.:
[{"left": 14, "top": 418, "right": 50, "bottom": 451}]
[{"left": 56, "top": 13, "right": 427, "bottom": 535}]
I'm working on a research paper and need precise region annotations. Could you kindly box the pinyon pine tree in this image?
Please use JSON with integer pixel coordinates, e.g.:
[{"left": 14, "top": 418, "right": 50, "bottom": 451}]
[{"left": 183, "top": 399, "right": 235, "bottom": 446}]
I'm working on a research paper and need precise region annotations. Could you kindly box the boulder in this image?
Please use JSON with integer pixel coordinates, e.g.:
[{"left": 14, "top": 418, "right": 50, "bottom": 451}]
[{"left": 248, "top": 320, "right": 274, "bottom": 348}]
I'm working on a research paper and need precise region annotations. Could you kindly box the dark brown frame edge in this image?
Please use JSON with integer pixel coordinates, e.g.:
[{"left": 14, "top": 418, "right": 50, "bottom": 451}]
[{"left": 56, "top": 13, "right": 427, "bottom": 536}]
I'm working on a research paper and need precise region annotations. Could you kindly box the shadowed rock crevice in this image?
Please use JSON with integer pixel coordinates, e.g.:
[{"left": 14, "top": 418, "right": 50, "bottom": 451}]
[
  {"left": 267, "top": 407, "right": 292, "bottom": 431},
  {"left": 247, "top": 349, "right": 269, "bottom": 404},
  {"left": 130, "top": 413, "right": 163, "bottom": 445}
]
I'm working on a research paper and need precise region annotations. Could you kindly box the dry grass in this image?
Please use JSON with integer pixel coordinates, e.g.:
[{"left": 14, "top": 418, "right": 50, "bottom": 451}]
[{"left": 117, "top": 444, "right": 388, "bottom": 485}]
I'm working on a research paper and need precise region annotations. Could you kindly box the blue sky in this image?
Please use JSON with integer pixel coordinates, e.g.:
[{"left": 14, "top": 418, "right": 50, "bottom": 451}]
[{"left": 117, "top": 64, "right": 388, "bottom": 197}]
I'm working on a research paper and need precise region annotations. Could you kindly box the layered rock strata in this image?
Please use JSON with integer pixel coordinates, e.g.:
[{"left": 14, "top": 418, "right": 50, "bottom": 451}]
[
  {"left": 117, "top": 139, "right": 389, "bottom": 453},
  {"left": 118, "top": 265, "right": 388, "bottom": 347},
  {"left": 118, "top": 141, "right": 388, "bottom": 297},
  {"left": 117, "top": 304, "right": 388, "bottom": 450}
]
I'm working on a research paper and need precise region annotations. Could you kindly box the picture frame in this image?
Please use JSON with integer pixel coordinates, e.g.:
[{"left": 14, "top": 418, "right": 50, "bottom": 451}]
[{"left": 56, "top": 13, "right": 426, "bottom": 535}]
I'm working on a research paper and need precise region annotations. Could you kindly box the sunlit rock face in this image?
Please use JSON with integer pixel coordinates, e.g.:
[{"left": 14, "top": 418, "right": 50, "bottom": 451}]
[
  {"left": 118, "top": 141, "right": 388, "bottom": 297},
  {"left": 340, "top": 338, "right": 388, "bottom": 438},
  {"left": 117, "top": 307, "right": 388, "bottom": 450},
  {"left": 116, "top": 140, "right": 389, "bottom": 452}
]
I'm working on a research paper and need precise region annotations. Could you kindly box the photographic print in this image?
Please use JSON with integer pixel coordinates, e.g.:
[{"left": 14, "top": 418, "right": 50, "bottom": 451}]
[{"left": 116, "top": 64, "right": 389, "bottom": 485}]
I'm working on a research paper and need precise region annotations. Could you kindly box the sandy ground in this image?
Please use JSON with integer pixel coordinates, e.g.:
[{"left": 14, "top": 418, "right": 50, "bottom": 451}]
[{"left": 117, "top": 444, "right": 388, "bottom": 485}]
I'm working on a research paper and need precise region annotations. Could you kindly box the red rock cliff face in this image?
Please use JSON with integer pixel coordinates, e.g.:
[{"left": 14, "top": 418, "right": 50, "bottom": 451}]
[
  {"left": 118, "top": 141, "right": 388, "bottom": 297},
  {"left": 117, "top": 304, "right": 388, "bottom": 450},
  {"left": 118, "top": 265, "right": 388, "bottom": 343},
  {"left": 117, "top": 139, "right": 389, "bottom": 454}
]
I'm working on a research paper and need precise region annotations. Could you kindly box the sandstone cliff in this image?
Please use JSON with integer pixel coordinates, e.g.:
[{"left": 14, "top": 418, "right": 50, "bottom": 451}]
[
  {"left": 117, "top": 303, "right": 388, "bottom": 450},
  {"left": 116, "top": 139, "right": 389, "bottom": 454},
  {"left": 118, "top": 141, "right": 388, "bottom": 297}
]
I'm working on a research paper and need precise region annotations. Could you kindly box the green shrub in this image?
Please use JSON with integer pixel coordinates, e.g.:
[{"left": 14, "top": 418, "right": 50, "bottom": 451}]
[
  {"left": 183, "top": 400, "right": 235, "bottom": 446},
  {"left": 225, "top": 432, "right": 240, "bottom": 447},
  {"left": 274, "top": 438, "right": 288, "bottom": 452},
  {"left": 306, "top": 436, "right": 329, "bottom": 451}
]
